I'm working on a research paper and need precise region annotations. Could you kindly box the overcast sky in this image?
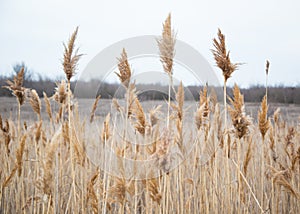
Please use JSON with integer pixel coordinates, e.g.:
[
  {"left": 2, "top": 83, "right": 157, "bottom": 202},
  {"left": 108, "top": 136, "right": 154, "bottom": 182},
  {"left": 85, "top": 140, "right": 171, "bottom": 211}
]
[{"left": 0, "top": 0, "right": 299, "bottom": 87}]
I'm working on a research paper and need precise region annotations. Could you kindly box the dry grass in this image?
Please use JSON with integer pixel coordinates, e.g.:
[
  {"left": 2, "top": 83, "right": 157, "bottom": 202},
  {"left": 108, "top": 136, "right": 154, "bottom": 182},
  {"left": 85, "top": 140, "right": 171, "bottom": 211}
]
[{"left": 1, "top": 15, "right": 300, "bottom": 214}]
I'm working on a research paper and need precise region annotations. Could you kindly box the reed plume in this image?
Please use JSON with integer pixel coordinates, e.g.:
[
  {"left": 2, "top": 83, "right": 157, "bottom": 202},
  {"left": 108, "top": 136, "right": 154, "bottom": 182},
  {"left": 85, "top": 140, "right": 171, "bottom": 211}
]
[
  {"left": 212, "top": 29, "right": 239, "bottom": 82},
  {"left": 86, "top": 169, "right": 100, "bottom": 213},
  {"left": 112, "top": 98, "right": 124, "bottom": 114},
  {"left": 157, "top": 13, "right": 176, "bottom": 128},
  {"left": 3, "top": 67, "right": 27, "bottom": 106},
  {"left": 210, "top": 87, "right": 218, "bottom": 113},
  {"left": 115, "top": 48, "right": 132, "bottom": 88},
  {"left": 258, "top": 95, "right": 270, "bottom": 208},
  {"left": 265, "top": 60, "right": 270, "bottom": 101},
  {"left": 171, "top": 81, "right": 184, "bottom": 121},
  {"left": 200, "top": 84, "right": 208, "bottom": 106},
  {"left": 132, "top": 98, "right": 147, "bottom": 136},
  {"left": 211, "top": 28, "right": 240, "bottom": 129},
  {"left": 149, "top": 105, "right": 162, "bottom": 127},
  {"left": 101, "top": 113, "right": 111, "bottom": 141},
  {"left": 1, "top": 118, "right": 11, "bottom": 154},
  {"left": 195, "top": 105, "right": 205, "bottom": 130},
  {"left": 266, "top": 60, "right": 270, "bottom": 75},
  {"left": 126, "top": 83, "right": 137, "bottom": 118},
  {"left": 158, "top": 13, "right": 176, "bottom": 76},
  {"left": 195, "top": 84, "right": 210, "bottom": 130},
  {"left": 16, "top": 134, "right": 27, "bottom": 176},
  {"left": 273, "top": 107, "right": 280, "bottom": 127},
  {"left": 53, "top": 80, "right": 68, "bottom": 104},
  {"left": 43, "top": 92, "right": 53, "bottom": 121},
  {"left": 90, "top": 95, "right": 101, "bottom": 123},
  {"left": 258, "top": 95, "right": 270, "bottom": 140},
  {"left": 3, "top": 67, "right": 29, "bottom": 135},
  {"left": 29, "top": 89, "right": 41, "bottom": 120},
  {"left": 171, "top": 82, "right": 184, "bottom": 152},
  {"left": 228, "top": 84, "right": 251, "bottom": 139},
  {"left": 243, "top": 139, "right": 253, "bottom": 176},
  {"left": 35, "top": 121, "right": 42, "bottom": 143},
  {"left": 63, "top": 26, "right": 82, "bottom": 81}
]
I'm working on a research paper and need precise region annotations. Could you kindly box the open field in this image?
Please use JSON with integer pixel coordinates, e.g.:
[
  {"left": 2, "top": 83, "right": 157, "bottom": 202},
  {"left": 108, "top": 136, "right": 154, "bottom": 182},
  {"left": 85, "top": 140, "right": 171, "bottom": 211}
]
[{"left": 1, "top": 97, "right": 299, "bottom": 123}]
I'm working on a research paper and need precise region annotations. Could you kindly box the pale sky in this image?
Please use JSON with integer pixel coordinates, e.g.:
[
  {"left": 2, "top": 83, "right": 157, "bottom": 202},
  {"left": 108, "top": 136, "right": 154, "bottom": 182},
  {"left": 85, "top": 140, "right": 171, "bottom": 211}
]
[{"left": 0, "top": 0, "right": 300, "bottom": 87}]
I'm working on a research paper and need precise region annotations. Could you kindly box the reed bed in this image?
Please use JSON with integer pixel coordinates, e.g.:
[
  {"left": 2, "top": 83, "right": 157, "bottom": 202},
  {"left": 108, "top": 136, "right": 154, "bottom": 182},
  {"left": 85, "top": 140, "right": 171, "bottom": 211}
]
[{"left": 1, "top": 15, "right": 300, "bottom": 214}]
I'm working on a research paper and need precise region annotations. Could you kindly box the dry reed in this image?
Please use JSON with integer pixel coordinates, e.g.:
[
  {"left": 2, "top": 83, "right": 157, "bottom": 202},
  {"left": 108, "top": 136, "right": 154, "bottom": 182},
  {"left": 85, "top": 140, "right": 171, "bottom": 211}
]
[
  {"left": 1, "top": 14, "right": 300, "bottom": 214},
  {"left": 89, "top": 95, "right": 101, "bottom": 123}
]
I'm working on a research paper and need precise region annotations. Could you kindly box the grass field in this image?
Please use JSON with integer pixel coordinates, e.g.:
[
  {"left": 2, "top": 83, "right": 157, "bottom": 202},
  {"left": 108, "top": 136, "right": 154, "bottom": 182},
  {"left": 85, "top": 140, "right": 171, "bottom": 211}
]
[
  {"left": 1, "top": 15, "right": 300, "bottom": 214},
  {"left": 0, "top": 94, "right": 300, "bottom": 213}
]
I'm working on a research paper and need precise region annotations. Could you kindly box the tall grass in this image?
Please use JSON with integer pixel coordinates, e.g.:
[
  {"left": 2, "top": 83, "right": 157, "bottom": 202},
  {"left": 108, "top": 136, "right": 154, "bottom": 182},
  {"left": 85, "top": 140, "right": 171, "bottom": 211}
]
[{"left": 0, "top": 15, "right": 300, "bottom": 214}]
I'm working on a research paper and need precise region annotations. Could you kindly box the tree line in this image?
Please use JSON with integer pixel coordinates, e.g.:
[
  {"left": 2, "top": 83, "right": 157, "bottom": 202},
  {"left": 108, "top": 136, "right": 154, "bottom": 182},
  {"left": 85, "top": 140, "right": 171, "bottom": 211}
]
[
  {"left": 1, "top": 77, "right": 300, "bottom": 104},
  {"left": 1, "top": 63, "right": 299, "bottom": 103}
]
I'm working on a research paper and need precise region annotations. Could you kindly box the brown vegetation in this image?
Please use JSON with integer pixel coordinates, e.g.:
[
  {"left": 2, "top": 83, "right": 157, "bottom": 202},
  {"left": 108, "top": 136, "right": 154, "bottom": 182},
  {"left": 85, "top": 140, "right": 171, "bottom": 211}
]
[{"left": 0, "top": 15, "right": 300, "bottom": 214}]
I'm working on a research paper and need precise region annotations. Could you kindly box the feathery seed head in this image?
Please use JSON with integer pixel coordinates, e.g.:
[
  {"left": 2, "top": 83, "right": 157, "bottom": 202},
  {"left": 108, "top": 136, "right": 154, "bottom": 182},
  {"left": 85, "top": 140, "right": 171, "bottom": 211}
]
[
  {"left": 228, "top": 84, "right": 251, "bottom": 139},
  {"left": 195, "top": 85, "right": 210, "bottom": 130},
  {"left": 212, "top": 29, "right": 240, "bottom": 82},
  {"left": 53, "top": 80, "right": 68, "bottom": 104},
  {"left": 3, "top": 67, "right": 28, "bottom": 105},
  {"left": 258, "top": 95, "right": 270, "bottom": 139},
  {"left": 115, "top": 48, "right": 132, "bottom": 88},
  {"left": 157, "top": 13, "right": 176, "bottom": 76},
  {"left": 63, "top": 26, "right": 82, "bottom": 81},
  {"left": 43, "top": 92, "right": 53, "bottom": 121},
  {"left": 132, "top": 98, "right": 147, "bottom": 135},
  {"left": 90, "top": 95, "right": 101, "bottom": 123},
  {"left": 149, "top": 105, "right": 162, "bottom": 127},
  {"left": 29, "top": 89, "right": 41, "bottom": 119}
]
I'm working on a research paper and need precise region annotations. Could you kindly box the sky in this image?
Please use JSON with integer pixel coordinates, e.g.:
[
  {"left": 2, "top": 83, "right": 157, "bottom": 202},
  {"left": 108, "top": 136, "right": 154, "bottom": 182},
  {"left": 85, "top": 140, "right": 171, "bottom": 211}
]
[{"left": 0, "top": 0, "right": 300, "bottom": 88}]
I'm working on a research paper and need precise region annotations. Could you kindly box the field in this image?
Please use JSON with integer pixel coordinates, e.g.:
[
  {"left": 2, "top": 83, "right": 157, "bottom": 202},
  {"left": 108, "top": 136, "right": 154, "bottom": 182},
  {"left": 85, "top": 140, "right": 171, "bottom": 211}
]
[
  {"left": 1, "top": 15, "right": 300, "bottom": 214},
  {"left": 1, "top": 97, "right": 300, "bottom": 124},
  {"left": 1, "top": 94, "right": 300, "bottom": 213}
]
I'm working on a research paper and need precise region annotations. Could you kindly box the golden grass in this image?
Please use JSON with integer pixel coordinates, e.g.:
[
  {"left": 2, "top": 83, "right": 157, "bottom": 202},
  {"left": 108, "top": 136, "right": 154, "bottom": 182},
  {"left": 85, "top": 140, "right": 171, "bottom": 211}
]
[{"left": 1, "top": 15, "right": 300, "bottom": 214}]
